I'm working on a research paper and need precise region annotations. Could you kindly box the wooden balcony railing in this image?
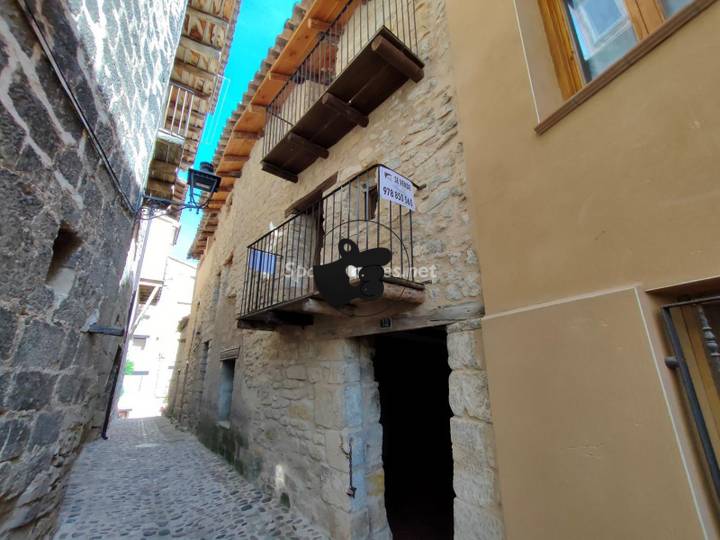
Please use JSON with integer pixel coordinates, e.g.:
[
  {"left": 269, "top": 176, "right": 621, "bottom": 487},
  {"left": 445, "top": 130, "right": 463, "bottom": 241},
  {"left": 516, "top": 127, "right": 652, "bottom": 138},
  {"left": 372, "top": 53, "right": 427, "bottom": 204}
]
[{"left": 261, "top": 0, "right": 423, "bottom": 182}]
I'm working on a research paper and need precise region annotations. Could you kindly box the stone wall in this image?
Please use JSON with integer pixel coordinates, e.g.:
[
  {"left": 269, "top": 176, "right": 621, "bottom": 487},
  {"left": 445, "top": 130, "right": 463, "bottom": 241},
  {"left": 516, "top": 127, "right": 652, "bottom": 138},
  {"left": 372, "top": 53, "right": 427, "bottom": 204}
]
[
  {"left": 169, "top": 0, "right": 505, "bottom": 538},
  {"left": 0, "top": 0, "right": 184, "bottom": 536},
  {"left": 447, "top": 321, "right": 504, "bottom": 540}
]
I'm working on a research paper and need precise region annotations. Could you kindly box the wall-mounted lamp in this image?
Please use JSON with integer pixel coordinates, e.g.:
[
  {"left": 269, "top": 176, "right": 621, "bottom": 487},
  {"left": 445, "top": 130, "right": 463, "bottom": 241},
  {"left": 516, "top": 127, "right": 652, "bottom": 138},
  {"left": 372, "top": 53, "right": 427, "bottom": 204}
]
[{"left": 188, "top": 162, "right": 220, "bottom": 194}]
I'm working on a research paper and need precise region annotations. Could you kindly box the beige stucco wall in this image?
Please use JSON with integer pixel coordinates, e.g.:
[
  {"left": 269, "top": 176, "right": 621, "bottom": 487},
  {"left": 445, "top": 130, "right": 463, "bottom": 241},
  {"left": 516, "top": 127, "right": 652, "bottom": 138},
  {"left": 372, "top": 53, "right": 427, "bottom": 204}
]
[
  {"left": 484, "top": 288, "right": 703, "bottom": 539},
  {"left": 446, "top": 0, "right": 720, "bottom": 537},
  {"left": 447, "top": 0, "right": 720, "bottom": 313}
]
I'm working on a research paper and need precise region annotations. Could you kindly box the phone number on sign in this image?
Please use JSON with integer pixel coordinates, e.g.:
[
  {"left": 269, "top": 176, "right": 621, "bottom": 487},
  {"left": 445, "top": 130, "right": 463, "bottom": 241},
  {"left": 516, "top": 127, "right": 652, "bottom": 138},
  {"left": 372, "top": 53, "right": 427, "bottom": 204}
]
[{"left": 382, "top": 186, "right": 413, "bottom": 207}]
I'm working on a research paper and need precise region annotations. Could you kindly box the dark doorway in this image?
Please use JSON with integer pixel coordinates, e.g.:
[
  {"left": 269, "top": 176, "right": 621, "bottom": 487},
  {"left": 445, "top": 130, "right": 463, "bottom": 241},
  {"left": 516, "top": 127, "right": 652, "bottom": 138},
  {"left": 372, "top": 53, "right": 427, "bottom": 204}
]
[{"left": 373, "top": 326, "right": 454, "bottom": 539}]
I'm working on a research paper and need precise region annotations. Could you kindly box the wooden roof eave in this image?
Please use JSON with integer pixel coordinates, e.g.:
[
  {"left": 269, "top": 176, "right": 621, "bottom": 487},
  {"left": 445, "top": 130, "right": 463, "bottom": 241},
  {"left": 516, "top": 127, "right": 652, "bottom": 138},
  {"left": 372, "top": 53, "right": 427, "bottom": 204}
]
[
  {"left": 215, "top": 0, "right": 347, "bottom": 175},
  {"left": 191, "top": 0, "right": 346, "bottom": 258}
]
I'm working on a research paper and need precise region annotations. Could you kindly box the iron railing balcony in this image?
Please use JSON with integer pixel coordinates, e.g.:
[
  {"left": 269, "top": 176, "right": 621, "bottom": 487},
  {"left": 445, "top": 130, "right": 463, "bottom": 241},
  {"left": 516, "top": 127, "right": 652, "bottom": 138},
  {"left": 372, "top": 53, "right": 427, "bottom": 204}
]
[
  {"left": 239, "top": 164, "right": 424, "bottom": 324},
  {"left": 261, "top": 0, "right": 423, "bottom": 182}
]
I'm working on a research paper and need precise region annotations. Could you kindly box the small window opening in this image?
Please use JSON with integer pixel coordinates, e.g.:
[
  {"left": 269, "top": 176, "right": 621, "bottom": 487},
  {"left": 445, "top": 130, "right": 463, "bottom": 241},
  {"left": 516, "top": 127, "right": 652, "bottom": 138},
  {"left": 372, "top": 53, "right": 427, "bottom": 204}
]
[
  {"left": 218, "top": 358, "right": 236, "bottom": 422},
  {"left": 46, "top": 225, "right": 81, "bottom": 282},
  {"left": 46, "top": 225, "right": 81, "bottom": 301}
]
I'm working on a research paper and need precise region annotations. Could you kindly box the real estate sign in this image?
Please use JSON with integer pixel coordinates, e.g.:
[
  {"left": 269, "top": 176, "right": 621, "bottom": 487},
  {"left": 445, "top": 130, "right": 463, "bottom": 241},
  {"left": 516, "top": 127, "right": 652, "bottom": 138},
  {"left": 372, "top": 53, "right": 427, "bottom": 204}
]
[{"left": 378, "top": 165, "right": 415, "bottom": 211}]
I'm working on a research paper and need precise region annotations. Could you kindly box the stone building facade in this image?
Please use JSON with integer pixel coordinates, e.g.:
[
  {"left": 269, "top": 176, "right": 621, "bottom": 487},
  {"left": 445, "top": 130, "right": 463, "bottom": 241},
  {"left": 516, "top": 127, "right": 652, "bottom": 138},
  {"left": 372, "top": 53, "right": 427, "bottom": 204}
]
[
  {"left": 0, "top": 0, "right": 184, "bottom": 536},
  {"left": 168, "top": 1, "right": 503, "bottom": 538}
]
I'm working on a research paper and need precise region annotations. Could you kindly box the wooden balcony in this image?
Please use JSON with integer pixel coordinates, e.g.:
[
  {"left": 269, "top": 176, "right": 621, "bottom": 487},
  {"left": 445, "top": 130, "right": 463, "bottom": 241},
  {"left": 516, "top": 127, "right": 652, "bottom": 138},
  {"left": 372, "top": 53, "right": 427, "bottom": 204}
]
[{"left": 260, "top": 0, "right": 423, "bottom": 182}]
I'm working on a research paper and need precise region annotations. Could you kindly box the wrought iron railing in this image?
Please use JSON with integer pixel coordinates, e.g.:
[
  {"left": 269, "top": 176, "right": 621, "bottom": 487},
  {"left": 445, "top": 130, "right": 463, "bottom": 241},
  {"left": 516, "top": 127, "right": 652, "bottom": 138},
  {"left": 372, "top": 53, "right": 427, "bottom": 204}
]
[
  {"left": 263, "top": 0, "right": 419, "bottom": 156},
  {"left": 159, "top": 82, "right": 196, "bottom": 141},
  {"left": 240, "top": 164, "right": 417, "bottom": 317}
]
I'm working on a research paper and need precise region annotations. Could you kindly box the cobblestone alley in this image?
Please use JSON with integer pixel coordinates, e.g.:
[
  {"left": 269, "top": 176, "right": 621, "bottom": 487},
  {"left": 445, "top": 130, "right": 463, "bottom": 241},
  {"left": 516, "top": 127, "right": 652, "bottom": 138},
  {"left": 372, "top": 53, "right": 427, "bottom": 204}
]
[{"left": 54, "top": 418, "right": 327, "bottom": 539}]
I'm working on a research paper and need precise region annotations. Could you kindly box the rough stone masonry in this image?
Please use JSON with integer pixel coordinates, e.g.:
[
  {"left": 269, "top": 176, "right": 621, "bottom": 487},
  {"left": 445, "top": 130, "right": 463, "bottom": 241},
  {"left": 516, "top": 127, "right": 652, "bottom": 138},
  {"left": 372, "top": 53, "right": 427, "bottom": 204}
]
[
  {"left": 0, "top": 0, "right": 184, "bottom": 536},
  {"left": 167, "top": 0, "right": 506, "bottom": 537}
]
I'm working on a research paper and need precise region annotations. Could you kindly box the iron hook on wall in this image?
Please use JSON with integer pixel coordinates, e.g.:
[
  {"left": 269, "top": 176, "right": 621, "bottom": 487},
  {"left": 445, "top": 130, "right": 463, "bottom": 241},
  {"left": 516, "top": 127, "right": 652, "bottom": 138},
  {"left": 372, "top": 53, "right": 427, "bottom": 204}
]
[{"left": 340, "top": 435, "right": 357, "bottom": 498}]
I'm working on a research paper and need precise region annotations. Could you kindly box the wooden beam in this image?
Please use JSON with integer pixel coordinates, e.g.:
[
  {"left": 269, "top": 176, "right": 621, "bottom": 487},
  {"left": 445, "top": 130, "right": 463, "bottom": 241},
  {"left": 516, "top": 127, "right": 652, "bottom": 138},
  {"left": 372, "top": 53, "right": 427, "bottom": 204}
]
[
  {"left": 261, "top": 161, "right": 298, "bottom": 183},
  {"left": 307, "top": 17, "right": 331, "bottom": 31},
  {"left": 146, "top": 179, "right": 174, "bottom": 199},
  {"left": 321, "top": 93, "right": 369, "bottom": 127},
  {"left": 380, "top": 282, "right": 425, "bottom": 304},
  {"left": 223, "top": 154, "right": 250, "bottom": 162},
  {"left": 173, "top": 58, "right": 218, "bottom": 83},
  {"left": 313, "top": 302, "right": 484, "bottom": 340},
  {"left": 282, "top": 298, "right": 343, "bottom": 316},
  {"left": 149, "top": 160, "right": 178, "bottom": 175},
  {"left": 218, "top": 155, "right": 249, "bottom": 173},
  {"left": 267, "top": 71, "right": 290, "bottom": 82},
  {"left": 180, "top": 36, "right": 222, "bottom": 61},
  {"left": 231, "top": 130, "right": 262, "bottom": 140},
  {"left": 371, "top": 35, "right": 424, "bottom": 83},
  {"left": 246, "top": 104, "right": 267, "bottom": 115},
  {"left": 186, "top": 6, "right": 229, "bottom": 28},
  {"left": 238, "top": 310, "right": 313, "bottom": 329},
  {"left": 287, "top": 132, "right": 329, "bottom": 159},
  {"left": 147, "top": 175, "right": 174, "bottom": 185}
]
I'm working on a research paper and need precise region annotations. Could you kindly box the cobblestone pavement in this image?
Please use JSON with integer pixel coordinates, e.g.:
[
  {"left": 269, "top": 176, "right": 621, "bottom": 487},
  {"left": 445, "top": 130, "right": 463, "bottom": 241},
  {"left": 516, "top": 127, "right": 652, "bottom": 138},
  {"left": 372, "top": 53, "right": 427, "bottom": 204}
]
[{"left": 54, "top": 417, "right": 327, "bottom": 539}]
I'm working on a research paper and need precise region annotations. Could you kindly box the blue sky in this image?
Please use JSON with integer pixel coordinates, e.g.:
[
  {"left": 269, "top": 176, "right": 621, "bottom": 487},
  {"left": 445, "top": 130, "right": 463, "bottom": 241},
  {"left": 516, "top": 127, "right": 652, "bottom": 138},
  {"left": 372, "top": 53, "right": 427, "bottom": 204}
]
[{"left": 172, "top": 0, "right": 297, "bottom": 263}]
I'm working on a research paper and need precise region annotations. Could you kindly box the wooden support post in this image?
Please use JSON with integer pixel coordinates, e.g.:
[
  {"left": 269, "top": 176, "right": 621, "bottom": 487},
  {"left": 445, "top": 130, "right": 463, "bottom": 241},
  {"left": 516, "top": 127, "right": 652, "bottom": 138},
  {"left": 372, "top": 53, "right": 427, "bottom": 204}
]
[
  {"left": 286, "top": 132, "right": 329, "bottom": 159},
  {"left": 321, "top": 93, "right": 369, "bottom": 127},
  {"left": 261, "top": 161, "right": 298, "bottom": 183},
  {"left": 371, "top": 35, "right": 424, "bottom": 83}
]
